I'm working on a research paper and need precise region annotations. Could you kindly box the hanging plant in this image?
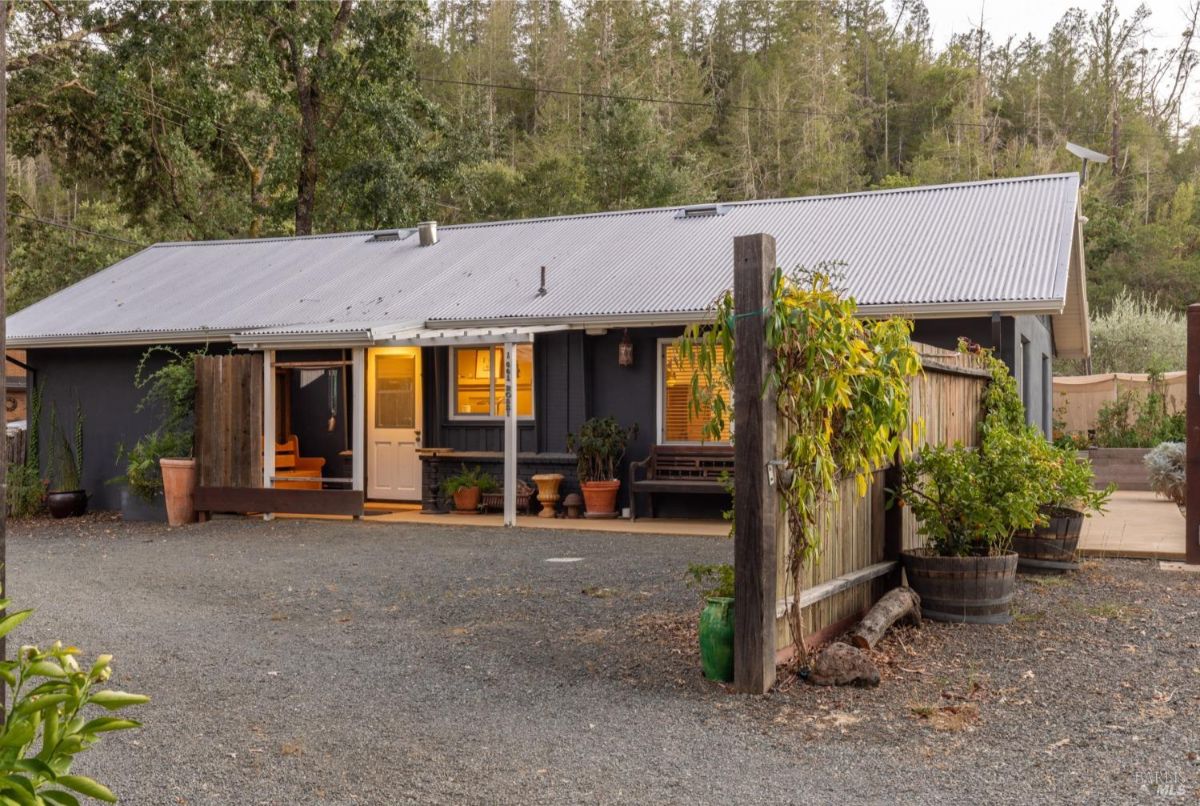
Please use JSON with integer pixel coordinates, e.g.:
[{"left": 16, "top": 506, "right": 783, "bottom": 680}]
[{"left": 680, "top": 266, "right": 920, "bottom": 664}]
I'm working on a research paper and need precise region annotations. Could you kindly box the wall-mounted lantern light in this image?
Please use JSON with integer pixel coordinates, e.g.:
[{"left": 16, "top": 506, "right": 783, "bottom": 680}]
[{"left": 618, "top": 329, "right": 634, "bottom": 367}]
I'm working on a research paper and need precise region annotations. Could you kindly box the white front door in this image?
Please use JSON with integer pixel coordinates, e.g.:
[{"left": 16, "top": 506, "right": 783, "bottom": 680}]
[{"left": 367, "top": 347, "right": 422, "bottom": 500}]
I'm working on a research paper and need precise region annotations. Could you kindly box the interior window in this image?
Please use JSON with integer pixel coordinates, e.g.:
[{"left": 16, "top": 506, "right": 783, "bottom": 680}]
[{"left": 452, "top": 344, "right": 533, "bottom": 418}]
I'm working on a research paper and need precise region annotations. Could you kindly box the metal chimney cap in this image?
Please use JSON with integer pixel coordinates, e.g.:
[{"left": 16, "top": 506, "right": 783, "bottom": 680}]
[{"left": 417, "top": 220, "right": 438, "bottom": 246}]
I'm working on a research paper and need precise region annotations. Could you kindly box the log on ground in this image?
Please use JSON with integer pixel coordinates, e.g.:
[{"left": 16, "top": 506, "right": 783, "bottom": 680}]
[{"left": 849, "top": 586, "right": 921, "bottom": 650}]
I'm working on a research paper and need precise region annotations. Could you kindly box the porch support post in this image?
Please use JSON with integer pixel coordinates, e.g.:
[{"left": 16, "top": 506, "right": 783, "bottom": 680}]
[
  {"left": 1187, "top": 305, "right": 1200, "bottom": 565},
  {"left": 351, "top": 347, "right": 366, "bottom": 503},
  {"left": 733, "top": 232, "right": 778, "bottom": 695},
  {"left": 262, "top": 349, "right": 275, "bottom": 521},
  {"left": 503, "top": 341, "right": 518, "bottom": 526}
]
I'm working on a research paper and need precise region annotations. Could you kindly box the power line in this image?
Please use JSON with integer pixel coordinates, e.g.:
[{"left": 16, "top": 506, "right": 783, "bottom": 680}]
[
  {"left": 10, "top": 212, "right": 146, "bottom": 247},
  {"left": 417, "top": 74, "right": 1179, "bottom": 146}
]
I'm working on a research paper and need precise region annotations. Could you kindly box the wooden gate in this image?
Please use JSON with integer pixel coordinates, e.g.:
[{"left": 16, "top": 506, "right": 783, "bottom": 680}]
[
  {"left": 194, "top": 354, "right": 263, "bottom": 489},
  {"left": 193, "top": 353, "right": 364, "bottom": 517}
]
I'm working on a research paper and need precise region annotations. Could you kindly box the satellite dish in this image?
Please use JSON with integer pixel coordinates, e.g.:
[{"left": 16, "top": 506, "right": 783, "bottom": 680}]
[
  {"left": 1066, "top": 142, "right": 1109, "bottom": 185},
  {"left": 1066, "top": 142, "right": 1109, "bottom": 163}
]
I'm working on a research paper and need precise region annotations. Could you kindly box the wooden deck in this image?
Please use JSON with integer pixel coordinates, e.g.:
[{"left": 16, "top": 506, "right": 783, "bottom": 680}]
[{"left": 1077, "top": 491, "right": 1185, "bottom": 560}]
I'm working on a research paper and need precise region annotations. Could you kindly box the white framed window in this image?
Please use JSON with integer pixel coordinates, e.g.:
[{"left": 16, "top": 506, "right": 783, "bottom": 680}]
[
  {"left": 656, "top": 338, "right": 732, "bottom": 444},
  {"left": 449, "top": 344, "right": 535, "bottom": 420}
]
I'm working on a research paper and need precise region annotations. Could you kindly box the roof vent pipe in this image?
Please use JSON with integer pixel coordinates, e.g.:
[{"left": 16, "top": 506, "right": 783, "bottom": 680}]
[
  {"left": 537, "top": 265, "right": 547, "bottom": 296},
  {"left": 417, "top": 221, "right": 438, "bottom": 246}
]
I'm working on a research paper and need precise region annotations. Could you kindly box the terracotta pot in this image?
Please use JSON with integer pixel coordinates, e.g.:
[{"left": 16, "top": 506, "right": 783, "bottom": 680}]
[
  {"left": 160, "top": 458, "right": 197, "bottom": 527},
  {"left": 452, "top": 486, "right": 482, "bottom": 513},
  {"left": 581, "top": 479, "right": 620, "bottom": 519}
]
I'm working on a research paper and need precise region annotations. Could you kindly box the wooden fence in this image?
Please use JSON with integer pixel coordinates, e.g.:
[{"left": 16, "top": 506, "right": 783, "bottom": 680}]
[{"left": 772, "top": 343, "right": 990, "bottom": 655}]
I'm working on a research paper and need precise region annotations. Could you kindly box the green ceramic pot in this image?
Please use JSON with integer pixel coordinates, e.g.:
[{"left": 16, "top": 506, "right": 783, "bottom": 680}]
[{"left": 698, "top": 596, "right": 734, "bottom": 682}]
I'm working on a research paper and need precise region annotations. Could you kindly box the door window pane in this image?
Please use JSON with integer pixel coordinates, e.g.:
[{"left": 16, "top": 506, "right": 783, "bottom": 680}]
[{"left": 376, "top": 354, "right": 416, "bottom": 429}]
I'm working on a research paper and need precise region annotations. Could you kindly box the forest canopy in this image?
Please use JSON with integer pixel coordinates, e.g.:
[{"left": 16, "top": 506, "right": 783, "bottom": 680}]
[{"left": 7, "top": 0, "right": 1200, "bottom": 340}]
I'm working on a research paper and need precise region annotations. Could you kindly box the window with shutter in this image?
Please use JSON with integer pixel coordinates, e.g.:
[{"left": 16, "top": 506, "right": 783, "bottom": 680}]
[{"left": 659, "top": 342, "right": 732, "bottom": 444}]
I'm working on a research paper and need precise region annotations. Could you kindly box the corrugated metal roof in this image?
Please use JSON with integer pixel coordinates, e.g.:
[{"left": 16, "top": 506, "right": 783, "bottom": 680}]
[{"left": 8, "top": 172, "right": 1081, "bottom": 347}]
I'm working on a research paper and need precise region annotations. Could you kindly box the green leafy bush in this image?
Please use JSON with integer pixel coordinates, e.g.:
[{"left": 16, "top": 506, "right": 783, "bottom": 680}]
[
  {"left": 1094, "top": 377, "right": 1185, "bottom": 448},
  {"left": 114, "top": 347, "right": 201, "bottom": 501},
  {"left": 899, "top": 344, "right": 1069, "bottom": 556},
  {"left": 0, "top": 591, "right": 147, "bottom": 804},
  {"left": 567, "top": 416, "right": 638, "bottom": 483},
  {"left": 7, "top": 464, "right": 46, "bottom": 520},
  {"left": 8, "top": 384, "right": 47, "bottom": 519},
  {"left": 1144, "top": 441, "right": 1186, "bottom": 508},
  {"left": 1084, "top": 289, "right": 1186, "bottom": 374},
  {"left": 441, "top": 465, "right": 498, "bottom": 495},
  {"left": 686, "top": 563, "right": 734, "bottom": 599}
]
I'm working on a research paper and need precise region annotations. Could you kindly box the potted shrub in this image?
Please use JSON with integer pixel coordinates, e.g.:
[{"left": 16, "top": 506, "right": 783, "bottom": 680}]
[
  {"left": 687, "top": 563, "right": 735, "bottom": 682},
  {"left": 567, "top": 416, "right": 638, "bottom": 518},
  {"left": 442, "top": 465, "right": 497, "bottom": 513},
  {"left": 1011, "top": 441, "right": 1113, "bottom": 570},
  {"left": 46, "top": 403, "right": 87, "bottom": 519},
  {"left": 897, "top": 346, "right": 1053, "bottom": 623},
  {"left": 116, "top": 347, "right": 200, "bottom": 526},
  {"left": 1145, "top": 441, "right": 1186, "bottom": 514}
]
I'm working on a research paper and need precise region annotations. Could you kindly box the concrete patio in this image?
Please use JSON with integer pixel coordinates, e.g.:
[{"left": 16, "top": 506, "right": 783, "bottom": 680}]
[{"left": 1078, "top": 490, "right": 1186, "bottom": 560}]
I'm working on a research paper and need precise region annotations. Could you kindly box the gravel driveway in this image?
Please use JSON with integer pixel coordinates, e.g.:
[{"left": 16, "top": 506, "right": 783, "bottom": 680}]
[{"left": 8, "top": 515, "right": 1200, "bottom": 805}]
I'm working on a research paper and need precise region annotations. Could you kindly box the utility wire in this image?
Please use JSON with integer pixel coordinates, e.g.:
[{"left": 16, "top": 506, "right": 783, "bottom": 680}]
[{"left": 10, "top": 212, "right": 146, "bottom": 247}]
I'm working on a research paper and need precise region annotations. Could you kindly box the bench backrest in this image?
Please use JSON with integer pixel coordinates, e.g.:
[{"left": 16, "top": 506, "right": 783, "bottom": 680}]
[{"left": 648, "top": 444, "right": 734, "bottom": 480}]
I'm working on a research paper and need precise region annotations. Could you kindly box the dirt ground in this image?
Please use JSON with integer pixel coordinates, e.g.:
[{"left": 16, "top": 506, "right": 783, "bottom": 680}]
[{"left": 8, "top": 514, "right": 1200, "bottom": 804}]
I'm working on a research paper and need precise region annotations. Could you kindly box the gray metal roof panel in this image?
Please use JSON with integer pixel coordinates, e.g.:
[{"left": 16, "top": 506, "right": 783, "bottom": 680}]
[{"left": 8, "top": 173, "right": 1080, "bottom": 343}]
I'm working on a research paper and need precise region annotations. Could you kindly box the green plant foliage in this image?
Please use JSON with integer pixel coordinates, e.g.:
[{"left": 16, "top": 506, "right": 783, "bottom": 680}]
[
  {"left": 441, "top": 465, "right": 499, "bottom": 495},
  {"left": 7, "top": 464, "right": 46, "bottom": 520},
  {"left": 114, "top": 347, "right": 202, "bottom": 501},
  {"left": 681, "top": 266, "right": 920, "bottom": 660},
  {"left": 0, "top": 589, "right": 147, "bottom": 804},
  {"left": 686, "top": 563, "right": 734, "bottom": 600},
  {"left": 1144, "top": 441, "right": 1186, "bottom": 508},
  {"left": 566, "top": 417, "right": 638, "bottom": 483},
  {"left": 1093, "top": 375, "right": 1186, "bottom": 448},
  {"left": 899, "top": 343, "right": 1109, "bottom": 557},
  {"left": 48, "top": 402, "right": 85, "bottom": 494}
]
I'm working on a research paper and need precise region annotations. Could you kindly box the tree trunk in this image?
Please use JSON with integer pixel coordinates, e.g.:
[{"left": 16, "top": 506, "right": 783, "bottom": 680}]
[
  {"left": 295, "top": 80, "right": 318, "bottom": 236},
  {"left": 849, "top": 586, "right": 920, "bottom": 650}
]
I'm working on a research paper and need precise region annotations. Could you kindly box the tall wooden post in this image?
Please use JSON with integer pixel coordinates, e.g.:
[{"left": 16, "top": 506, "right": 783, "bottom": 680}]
[
  {"left": 1186, "top": 305, "right": 1200, "bottom": 565},
  {"left": 733, "top": 233, "right": 778, "bottom": 694},
  {"left": 261, "top": 349, "right": 275, "bottom": 521},
  {"left": 0, "top": 0, "right": 9, "bottom": 715}
]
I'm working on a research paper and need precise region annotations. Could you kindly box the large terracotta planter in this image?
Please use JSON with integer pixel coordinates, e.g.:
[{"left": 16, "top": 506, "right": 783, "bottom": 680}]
[
  {"left": 581, "top": 479, "right": 620, "bottom": 519},
  {"left": 452, "top": 486, "right": 482, "bottom": 513},
  {"left": 532, "top": 473, "right": 564, "bottom": 518},
  {"left": 160, "top": 458, "right": 197, "bottom": 527}
]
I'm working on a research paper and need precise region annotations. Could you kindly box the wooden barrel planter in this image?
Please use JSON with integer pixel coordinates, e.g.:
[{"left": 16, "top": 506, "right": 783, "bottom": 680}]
[
  {"left": 1011, "top": 507, "right": 1083, "bottom": 573},
  {"left": 901, "top": 549, "right": 1018, "bottom": 625}
]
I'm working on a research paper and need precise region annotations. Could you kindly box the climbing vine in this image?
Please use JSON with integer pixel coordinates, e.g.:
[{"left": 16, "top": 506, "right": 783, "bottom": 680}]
[{"left": 680, "top": 266, "right": 921, "bottom": 663}]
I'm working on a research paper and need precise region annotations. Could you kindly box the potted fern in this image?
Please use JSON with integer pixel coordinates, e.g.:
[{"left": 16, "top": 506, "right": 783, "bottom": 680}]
[
  {"left": 46, "top": 402, "right": 87, "bottom": 519},
  {"left": 441, "top": 465, "right": 498, "bottom": 513},
  {"left": 567, "top": 416, "right": 638, "bottom": 518}
]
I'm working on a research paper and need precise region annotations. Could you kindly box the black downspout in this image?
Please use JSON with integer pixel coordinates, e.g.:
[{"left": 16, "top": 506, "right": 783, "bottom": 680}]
[{"left": 990, "top": 312, "right": 1002, "bottom": 356}]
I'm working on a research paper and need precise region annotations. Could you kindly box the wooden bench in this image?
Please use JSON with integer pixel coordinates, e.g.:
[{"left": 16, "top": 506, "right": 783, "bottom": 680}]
[
  {"left": 628, "top": 444, "right": 734, "bottom": 520},
  {"left": 275, "top": 435, "right": 326, "bottom": 490}
]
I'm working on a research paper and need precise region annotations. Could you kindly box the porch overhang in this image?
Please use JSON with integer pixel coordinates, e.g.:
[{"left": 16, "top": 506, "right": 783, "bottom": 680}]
[{"left": 232, "top": 322, "right": 566, "bottom": 350}]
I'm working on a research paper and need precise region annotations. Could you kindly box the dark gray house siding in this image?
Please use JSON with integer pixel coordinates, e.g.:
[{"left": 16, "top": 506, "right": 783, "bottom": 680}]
[{"left": 25, "top": 312, "right": 1054, "bottom": 514}]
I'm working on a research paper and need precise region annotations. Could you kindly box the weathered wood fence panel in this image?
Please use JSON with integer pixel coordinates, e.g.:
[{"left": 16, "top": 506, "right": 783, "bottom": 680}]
[
  {"left": 5, "top": 427, "right": 25, "bottom": 469},
  {"left": 772, "top": 342, "right": 989, "bottom": 655},
  {"left": 195, "top": 354, "right": 263, "bottom": 489}
]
